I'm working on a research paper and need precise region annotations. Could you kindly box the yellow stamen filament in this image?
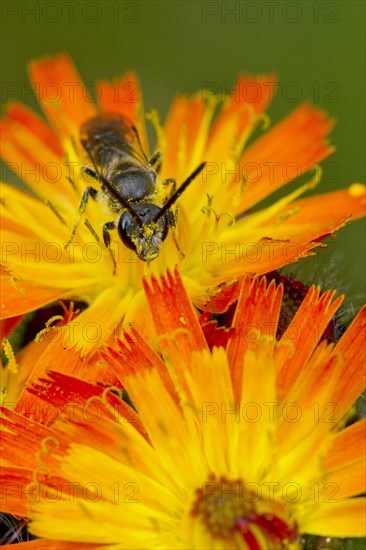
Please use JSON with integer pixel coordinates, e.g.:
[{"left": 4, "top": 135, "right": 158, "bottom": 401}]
[{"left": 2, "top": 338, "right": 18, "bottom": 373}]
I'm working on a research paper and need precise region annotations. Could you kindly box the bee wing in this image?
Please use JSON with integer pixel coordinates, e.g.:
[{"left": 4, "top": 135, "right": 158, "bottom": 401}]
[
  {"left": 106, "top": 114, "right": 151, "bottom": 165},
  {"left": 80, "top": 112, "right": 149, "bottom": 168},
  {"left": 120, "top": 123, "right": 150, "bottom": 165}
]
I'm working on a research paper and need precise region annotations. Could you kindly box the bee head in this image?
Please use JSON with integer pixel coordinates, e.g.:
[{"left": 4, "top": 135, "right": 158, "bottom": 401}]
[{"left": 118, "top": 203, "right": 169, "bottom": 262}]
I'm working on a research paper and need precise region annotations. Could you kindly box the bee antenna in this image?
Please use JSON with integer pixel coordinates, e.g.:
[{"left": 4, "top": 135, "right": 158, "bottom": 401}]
[
  {"left": 98, "top": 173, "right": 143, "bottom": 226},
  {"left": 153, "top": 162, "right": 206, "bottom": 222}
]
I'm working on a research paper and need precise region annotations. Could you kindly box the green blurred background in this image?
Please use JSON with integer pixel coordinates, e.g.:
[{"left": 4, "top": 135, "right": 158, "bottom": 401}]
[{"left": 1, "top": 0, "right": 365, "bottom": 303}]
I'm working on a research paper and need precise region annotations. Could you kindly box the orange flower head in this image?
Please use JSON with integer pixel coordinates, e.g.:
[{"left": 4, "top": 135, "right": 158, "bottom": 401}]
[
  {"left": 0, "top": 269, "right": 365, "bottom": 548},
  {"left": 1, "top": 54, "right": 365, "bottom": 357}
]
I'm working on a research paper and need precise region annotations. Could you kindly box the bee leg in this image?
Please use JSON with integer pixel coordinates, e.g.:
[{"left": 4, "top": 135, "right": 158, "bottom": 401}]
[
  {"left": 148, "top": 151, "right": 163, "bottom": 172},
  {"left": 65, "top": 186, "right": 98, "bottom": 249},
  {"left": 166, "top": 208, "right": 177, "bottom": 229},
  {"left": 163, "top": 178, "right": 176, "bottom": 194},
  {"left": 102, "top": 221, "right": 117, "bottom": 276},
  {"left": 167, "top": 208, "right": 185, "bottom": 260},
  {"left": 82, "top": 165, "right": 98, "bottom": 180}
]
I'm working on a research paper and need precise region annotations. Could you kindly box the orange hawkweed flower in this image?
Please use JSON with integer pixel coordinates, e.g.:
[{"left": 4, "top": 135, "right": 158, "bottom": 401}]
[
  {"left": 1, "top": 270, "right": 365, "bottom": 548},
  {"left": 1, "top": 54, "right": 365, "bottom": 356}
]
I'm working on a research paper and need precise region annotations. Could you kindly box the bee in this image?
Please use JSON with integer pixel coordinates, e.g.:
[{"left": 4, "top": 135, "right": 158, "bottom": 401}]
[{"left": 67, "top": 112, "right": 205, "bottom": 266}]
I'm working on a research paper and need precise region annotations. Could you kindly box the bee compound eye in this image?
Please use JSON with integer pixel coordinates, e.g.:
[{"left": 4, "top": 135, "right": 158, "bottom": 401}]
[{"left": 117, "top": 211, "right": 139, "bottom": 252}]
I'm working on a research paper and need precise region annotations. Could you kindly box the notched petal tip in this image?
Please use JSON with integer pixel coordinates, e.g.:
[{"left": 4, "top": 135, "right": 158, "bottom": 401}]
[{"left": 28, "top": 52, "right": 96, "bottom": 133}]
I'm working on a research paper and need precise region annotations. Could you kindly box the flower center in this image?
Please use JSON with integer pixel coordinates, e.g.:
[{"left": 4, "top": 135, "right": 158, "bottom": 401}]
[
  {"left": 265, "top": 271, "right": 338, "bottom": 342},
  {"left": 191, "top": 474, "right": 298, "bottom": 549}
]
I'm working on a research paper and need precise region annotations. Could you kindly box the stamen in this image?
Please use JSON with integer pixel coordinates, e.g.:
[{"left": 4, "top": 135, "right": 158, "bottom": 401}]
[
  {"left": 231, "top": 104, "right": 269, "bottom": 157},
  {"left": 44, "top": 199, "right": 68, "bottom": 226},
  {"left": 64, "top": 146, "right": 79, "bottom": 192},
  {"left": 310, "top": 164, "right": 322, "bottom": 188},
  {"left": 202, "top": 195, "right": 235, "bottom": 235},
  {"left": 2, "top": 338, "right": 18, "bottom": 373},
  {"left": 258, "top": 112, "right": 271, "bottom": 131},
  {"left": 66, "top": 175, "right": 78, "bottom": 192},
  {"left": 9, "top": 276, "right": 25, "bottom": 293},
  {"left": 177, "top": 124, "right": 187, "bottom": 178},
  {"left": 146, "top": 108, "right": 166, "bottom": 152},
  {"left": 84, "top": 219, "right": 102, "bottom": 246},
  {"left": 277, "top": 206, "right": 301, "bottom": 224},
  {"left": 234, "top": 171, "right": 248, "bottom": 205},
  {"left": 35, "top": 315, "right": 64, "bottom": 343}
]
